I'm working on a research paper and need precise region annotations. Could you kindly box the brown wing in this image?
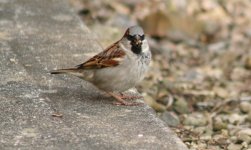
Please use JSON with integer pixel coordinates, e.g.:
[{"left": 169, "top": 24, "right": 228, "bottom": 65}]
[{"left": 76, "top": 41, "right": 126, "bottom": 69}]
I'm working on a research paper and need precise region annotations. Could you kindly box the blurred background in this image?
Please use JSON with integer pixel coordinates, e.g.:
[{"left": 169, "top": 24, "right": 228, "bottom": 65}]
[{"left": 70, "top": 0, "right": 251, "bottom": 149}]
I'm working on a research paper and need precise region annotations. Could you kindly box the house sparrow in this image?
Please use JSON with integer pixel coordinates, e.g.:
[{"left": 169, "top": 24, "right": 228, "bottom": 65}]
[{"left": 51, "top": 26, "right": 151, "bottom": 106}]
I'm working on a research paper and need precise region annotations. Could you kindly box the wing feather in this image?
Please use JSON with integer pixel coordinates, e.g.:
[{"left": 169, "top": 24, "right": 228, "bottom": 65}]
[{"left": 77, "top": 41, "right": 126, "bottom": 69}]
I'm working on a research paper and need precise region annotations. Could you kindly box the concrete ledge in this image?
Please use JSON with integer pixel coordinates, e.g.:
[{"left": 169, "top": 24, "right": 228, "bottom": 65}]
[{"left": 0, "top": 0, "right": 188, "bottom": 149}]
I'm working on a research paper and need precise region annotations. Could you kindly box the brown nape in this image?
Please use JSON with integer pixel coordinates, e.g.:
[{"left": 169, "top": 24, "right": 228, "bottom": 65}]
[{"left": 123, "top": 29, "right": 130, "bottom": 38}]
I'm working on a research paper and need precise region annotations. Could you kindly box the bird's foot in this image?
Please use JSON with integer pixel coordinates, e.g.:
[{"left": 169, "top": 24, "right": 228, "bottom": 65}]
[{"left": 107, "top": 92, "right": 143, "bottom": 106}]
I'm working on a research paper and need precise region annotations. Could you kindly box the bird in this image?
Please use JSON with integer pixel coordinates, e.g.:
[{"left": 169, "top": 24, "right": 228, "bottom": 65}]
[{"left": 51, "top": 26, "right": 151, "bottom": 106}]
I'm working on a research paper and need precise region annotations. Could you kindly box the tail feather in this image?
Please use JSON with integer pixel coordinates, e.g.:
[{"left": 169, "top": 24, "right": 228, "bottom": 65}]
[
  {"left": 51, "top": 68, "right": 93, "bottom": 81},
  {"left": 50, "top": 68, "right": 77, "bottom": 74},
  {"left": 50, "top": 68, "right": 85, "bottom": 77}
]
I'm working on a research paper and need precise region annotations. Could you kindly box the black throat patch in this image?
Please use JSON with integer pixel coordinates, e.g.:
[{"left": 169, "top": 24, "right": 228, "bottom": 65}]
[{"left": 131, "top": 44, "right": 142, "bottom": 54}]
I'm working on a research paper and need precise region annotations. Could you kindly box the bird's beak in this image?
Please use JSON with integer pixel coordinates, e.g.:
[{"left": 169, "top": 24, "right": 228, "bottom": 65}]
[{"left": 134, "top": 35, "right": 142, "bottom": 45}]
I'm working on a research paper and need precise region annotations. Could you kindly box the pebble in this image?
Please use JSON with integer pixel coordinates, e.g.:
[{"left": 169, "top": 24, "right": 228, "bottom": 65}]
[
  {"left": 230, "top": 136, "right": 237, "bottom": 143},
  {"left": 213, "top": 117, "right": 227, "bottom": 131},
  {"left": 244, "top": 28, "right": 251, "bottom": 38},
  {"left": 144, "top": 95, "right": 166, "bottom": 112},
  {"left": 227, "top": 143, "right": 242, "bottom": 150},
  {"left": 244, "top": 55, "right": 251, "bottom": 69},
  {"left": 157, "top": 88, "right": 169, "bottom": 99},
  {"left": 208, "top": 41, "right": 227, "bottom": 52},
  {"left": 182, "top": 69, "right": 204, "bottom": 82},
  {"left": 195, "top": 101, "right": 214, "bottom": 111},
  {"left": 156, "top": 96, "right": 170, "bottom": 106},
  {"left": 174, "top": 98, "right": 190, "bottom": 114},
  {"left": 213, "top": 86, "right": 228, "bottom": 98},
  {"left": 239, "top": 102, "right": 251, "bottom": 113},
  {"left": 193, "top": 127, "right": 206, "bottom": 135},
  {"left": 230, "top": 67, "right": 250, "bottom": 81},
  {"left": 228, "top": 114, "right": 246, "bottom": 125},
  {"left": 183, "top": 113, "right": 207, "bottom": 127},
  {"left": 247, "top": 111, "right": 251, "bottom": 122},
  {"left": 237, "top": 128, "right": 251, "bottom": 143}
]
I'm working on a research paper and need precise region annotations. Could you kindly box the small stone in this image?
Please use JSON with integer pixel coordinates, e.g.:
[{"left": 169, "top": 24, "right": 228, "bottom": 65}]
[
  {"left": 173, "top": 98, "right": 190, "bottom": 114},
  {"left": 151, "top": 103, "right": 166, "bottom": 112},
  {"left": 208, "top": 41, "right": 227, "bottom": 52},
  {"left": 228, "top": 124, "right": 240, "bottom": 136},
  {"left": 160, "top": 111, "right": 180, "bottom": 127},
  {"left": 244, "top": 28, "right": 251, "bottom": 38},
  {"left": 156, "top": 96, "right": 170, "bottom": 106},
  {"left": 239, "top": 102, "right": 251, "bottom": 113},
  {"left": 213, "top": 86, "right": 228, "bottom": 98},
  {"left": 244, "top": 56, "right": 251, "bottom": 70},
  {"left": 213, "top": 117, "right": 227, "bottom": 131},
  {"left": 196, "top": 143, "right": 207, "bottom": 149},
  {"left": 200, "top": 135, "right": 212, "bottom": 142},
  {"left": 193, "top": 127, "right": 206, "bottom": 135},
  {"left": 230, "top": 136, "right": 237, "bottom": 143},
  {"left": 228, "top": 114, "right": 246, "bottom": 125},
  {"left": 230, "top": 67, "right": 250, "bottom": 81},
  {"left": 195, "top": 101, "right": 214, "bottom": 111},
  {"left": 182, "top": 69, "right": 204, "bottom": 82},
  {"left": 242, "top": 142, "right": 248, "bottom": 149},
  {"left": 183, "top": 113, "right": 207, "bottom": 127},
  {"left": 144, "top": 95, "right": 166, "bottom": 112},
  {"left": 247, "top": 111, "right": 251, "bottom": 122},
  {"left": 227, "top": 143, "right": 242, "bottom": 150},
  {"left": 207, "top": 145, "right": 221, "bottom": 150},
  {"left": 237, "top": 128, "right": 251, "bottom": 143},
  {"left": 157, "top": 88, "right": 169, "bottom": 99},
  {"left": 213, "top": 136, "right": 229, "bottom": 148}
]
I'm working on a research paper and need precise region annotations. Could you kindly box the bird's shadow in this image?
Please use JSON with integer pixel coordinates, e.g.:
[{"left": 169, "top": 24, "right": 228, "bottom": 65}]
[{"left": 39, "top": 84, "right": 115, "bottom": 114}]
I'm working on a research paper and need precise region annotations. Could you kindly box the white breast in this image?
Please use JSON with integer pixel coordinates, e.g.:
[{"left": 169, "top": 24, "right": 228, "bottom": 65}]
[{"left": 92, "top": 54, "right": 150, "bottom": 92}]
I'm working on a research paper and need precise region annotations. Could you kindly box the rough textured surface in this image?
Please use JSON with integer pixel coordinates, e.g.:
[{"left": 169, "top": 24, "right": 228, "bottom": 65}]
[{"left": 0, "top": 0, "right": 188, "bottom": 149}]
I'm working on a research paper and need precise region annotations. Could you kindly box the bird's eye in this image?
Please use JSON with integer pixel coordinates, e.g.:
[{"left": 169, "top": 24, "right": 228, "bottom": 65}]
[
  {"left": 140, "top": 35, "right": 145, "bottom": 40},
  {"left": 127, "top": 35, "right": 134, "bottom": 41}
]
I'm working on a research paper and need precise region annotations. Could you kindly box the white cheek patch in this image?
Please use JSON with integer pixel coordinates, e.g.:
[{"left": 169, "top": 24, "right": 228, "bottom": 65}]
[{"left": 141, "top": 40, "right": 149, "bottom": 53}]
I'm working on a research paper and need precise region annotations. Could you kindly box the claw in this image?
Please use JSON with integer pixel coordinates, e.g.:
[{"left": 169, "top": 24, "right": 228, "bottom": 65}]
[{"left": 107, "top": 92, "right": 143, "bottom": 106}]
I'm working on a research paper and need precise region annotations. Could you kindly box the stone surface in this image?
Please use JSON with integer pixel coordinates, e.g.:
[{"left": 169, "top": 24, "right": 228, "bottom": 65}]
[
  {"left": 0, "top": 0, "right": 188, "bottom": 149},
  {"left": 160, "top": 111, "right": 180, "bottom": 127}
]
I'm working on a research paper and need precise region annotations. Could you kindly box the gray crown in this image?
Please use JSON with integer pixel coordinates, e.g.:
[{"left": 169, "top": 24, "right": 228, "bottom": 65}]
[{"left": 128, "top": 26, "right": 144, "bottom": 36}]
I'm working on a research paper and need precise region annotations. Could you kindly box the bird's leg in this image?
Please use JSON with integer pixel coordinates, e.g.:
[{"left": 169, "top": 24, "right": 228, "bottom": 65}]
[
  {"left": 107, "top": 92, "right": 143, "bottom": 106},
  {"left": 119, "top": 92, "right": 143, "bottom": 100}
]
